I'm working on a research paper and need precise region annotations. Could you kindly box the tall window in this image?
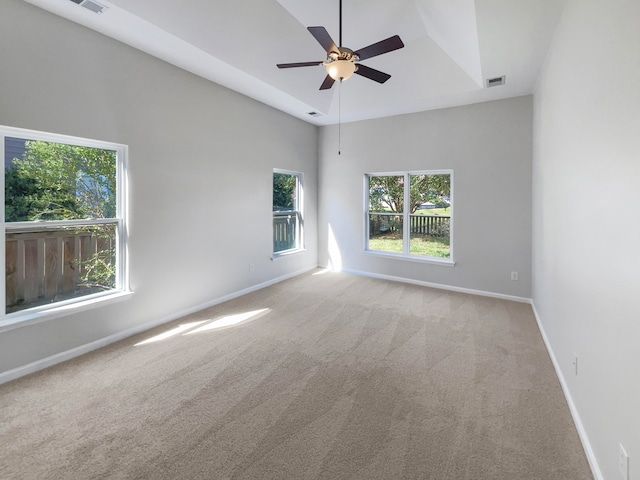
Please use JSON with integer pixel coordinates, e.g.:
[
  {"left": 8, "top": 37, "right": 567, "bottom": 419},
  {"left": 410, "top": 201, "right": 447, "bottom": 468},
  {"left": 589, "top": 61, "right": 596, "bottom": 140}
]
[
  {"left": 273, "top": 169, "right": 303, "bottom": 255},
  {"left": 2, "top": 126, "right": 128, "bottom": 319},
  {"left": 366, "top": 171, "right": 452, "bottom": 261}
]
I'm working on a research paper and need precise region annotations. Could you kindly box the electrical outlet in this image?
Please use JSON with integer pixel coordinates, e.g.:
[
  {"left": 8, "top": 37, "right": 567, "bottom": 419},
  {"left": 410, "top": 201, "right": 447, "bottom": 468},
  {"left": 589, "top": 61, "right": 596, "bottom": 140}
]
[
  {"left": 249, "top": 264, "right": 255, "bottom": 272},
  {"left": 619, "top": 443, "right": 629, "bottom": 480},
  {"left": 510, "top": 271, "right": 518, "bottom": 281}
]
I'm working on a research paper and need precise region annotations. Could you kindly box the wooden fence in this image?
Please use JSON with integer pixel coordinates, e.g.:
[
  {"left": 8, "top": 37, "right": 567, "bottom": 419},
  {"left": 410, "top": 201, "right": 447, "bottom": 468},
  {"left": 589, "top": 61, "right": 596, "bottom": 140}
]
[
  {"left": 5, "top": 227, "right": 114, "bottom": 312},
  {"left": 369, "top": 214, "right": 450, "bottom": 237},
  {"left": 273, "top": 213, "right": 298, "bottom": 252},
  {"left": 409, "top": 214, "right": 450, "bottom": 236}
]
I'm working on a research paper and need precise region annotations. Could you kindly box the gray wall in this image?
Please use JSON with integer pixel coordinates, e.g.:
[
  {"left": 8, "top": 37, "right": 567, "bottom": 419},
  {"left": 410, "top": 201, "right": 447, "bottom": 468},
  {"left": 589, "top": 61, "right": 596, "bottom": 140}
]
[
  {"left": 318, "top": 97, "right": 533, "bottom": 299},
  {"left": 532, "top": 0, "right": 640, "bottom": 478},
  {"left": 0, "top": 0, "right": 318, "bottom": 375}
]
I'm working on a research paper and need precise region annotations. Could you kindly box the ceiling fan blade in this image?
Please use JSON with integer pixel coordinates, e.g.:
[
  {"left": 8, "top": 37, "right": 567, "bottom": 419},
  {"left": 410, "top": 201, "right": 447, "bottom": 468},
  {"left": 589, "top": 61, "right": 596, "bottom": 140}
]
[
  {"left": 277, "top": 61, "right": 324, "bottom": 69},
  {"left": 355, "top": 35, "right": 404, "bottom": 61},
  {"left": 319, "top": 75, "right": 336, "bottom": 90},
  {"left": 354, "top": 64, "right": 391, "bottom": 84},
  {"left": 308, "top": 26, "right": 339, "bottom": 54}
]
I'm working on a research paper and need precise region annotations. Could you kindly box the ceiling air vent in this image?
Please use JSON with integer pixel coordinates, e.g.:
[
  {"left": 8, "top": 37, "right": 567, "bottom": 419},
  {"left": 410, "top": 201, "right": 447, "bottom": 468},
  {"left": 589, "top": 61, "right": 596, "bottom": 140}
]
[
  {"left": 69, "top": 0, "right": 108, "bottom": 14},
  {"left": 486, "top": 76, "right": 506, "bottom": 88}
]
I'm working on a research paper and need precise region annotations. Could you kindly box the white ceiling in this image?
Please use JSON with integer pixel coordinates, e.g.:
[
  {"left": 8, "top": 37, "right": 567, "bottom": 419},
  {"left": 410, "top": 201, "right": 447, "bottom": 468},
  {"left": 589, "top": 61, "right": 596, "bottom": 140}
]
[{"left": 23, "top": 0, "right": 566, "bottom": 126}]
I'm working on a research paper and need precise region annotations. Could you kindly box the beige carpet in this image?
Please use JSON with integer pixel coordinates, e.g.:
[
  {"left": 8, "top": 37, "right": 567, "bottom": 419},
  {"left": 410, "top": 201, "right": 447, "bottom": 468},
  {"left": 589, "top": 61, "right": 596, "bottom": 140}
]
[{"left": 0, "top": 270, "right": 592, "bottom": 479}]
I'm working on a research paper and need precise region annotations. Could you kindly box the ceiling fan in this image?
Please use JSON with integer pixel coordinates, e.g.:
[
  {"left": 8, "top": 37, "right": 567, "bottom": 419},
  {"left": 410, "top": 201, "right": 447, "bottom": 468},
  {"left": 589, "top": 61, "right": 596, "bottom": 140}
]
[{"left": 276, "top": 0, "right": 405, "bottom": 90}]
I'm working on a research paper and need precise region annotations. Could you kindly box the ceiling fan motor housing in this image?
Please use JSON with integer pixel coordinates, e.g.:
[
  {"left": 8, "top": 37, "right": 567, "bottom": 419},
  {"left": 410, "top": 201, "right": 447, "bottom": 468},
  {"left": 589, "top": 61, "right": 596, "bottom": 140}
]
[{"left": 328, "top": 48, "right": 358, "bottom": 62}]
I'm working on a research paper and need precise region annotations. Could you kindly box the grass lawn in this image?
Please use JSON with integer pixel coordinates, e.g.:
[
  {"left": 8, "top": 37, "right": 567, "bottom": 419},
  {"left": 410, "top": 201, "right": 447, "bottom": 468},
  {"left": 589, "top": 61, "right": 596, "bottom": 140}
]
[
  {"left": 369, "top": 233, "right": 450, "bottom": 258},
  {"left": 413, "top": 207, "right": 451, "bottom": 216}
]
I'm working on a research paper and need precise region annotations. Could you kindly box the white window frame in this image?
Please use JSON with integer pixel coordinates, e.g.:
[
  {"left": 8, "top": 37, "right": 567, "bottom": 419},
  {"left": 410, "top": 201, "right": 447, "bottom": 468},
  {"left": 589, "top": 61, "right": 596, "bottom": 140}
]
[
  {"left": 364, "top": 170, "right": 454, "bottom": 266},
  {"left": 272, "top": 168, "right": 304, "bottom": 257},
  {"left": 0, "top": 125, "right": 130, "bottom": 331}
]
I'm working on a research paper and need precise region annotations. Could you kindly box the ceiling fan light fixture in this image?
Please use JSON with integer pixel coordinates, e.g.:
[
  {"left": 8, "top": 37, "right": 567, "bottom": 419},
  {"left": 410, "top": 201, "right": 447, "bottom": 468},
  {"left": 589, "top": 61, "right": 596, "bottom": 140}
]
[{"left": 326, "top": 59, "right": 356, "bottom": 81}]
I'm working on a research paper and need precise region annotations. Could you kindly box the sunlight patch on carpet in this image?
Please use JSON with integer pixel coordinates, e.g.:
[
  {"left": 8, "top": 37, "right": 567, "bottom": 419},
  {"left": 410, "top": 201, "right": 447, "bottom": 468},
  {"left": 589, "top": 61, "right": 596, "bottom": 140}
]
[
  {"left": 134, "top": 321, "right": 207, "bottom": 346},
  {"left": 184, "top": 308, "right": 270, "bottom": 335}
]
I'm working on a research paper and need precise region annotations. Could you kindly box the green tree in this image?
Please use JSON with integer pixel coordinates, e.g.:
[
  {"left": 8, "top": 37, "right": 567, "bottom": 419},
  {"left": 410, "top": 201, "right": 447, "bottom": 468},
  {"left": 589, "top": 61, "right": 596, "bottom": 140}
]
[
  {"left": 273, "top": 172, "right": 297, "bottom": 211},
  {"left": 369, "top": 175, "right": 405, "bottom": 212},
  {"left": 369, "top": 174, "right": 450, "bottom": 214},
  {"left": 409, "top": 174, "right": 450, "bottom": 213},
  {"left": 5, "top": 140, "right": 115, "bottom": 222}
]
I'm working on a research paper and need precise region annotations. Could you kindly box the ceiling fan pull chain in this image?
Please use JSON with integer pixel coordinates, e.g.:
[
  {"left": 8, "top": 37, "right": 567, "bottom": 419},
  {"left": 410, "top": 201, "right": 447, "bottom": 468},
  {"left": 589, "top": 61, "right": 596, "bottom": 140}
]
[{"left": 338, "top": 79, "right": 342, "bottom": 155}]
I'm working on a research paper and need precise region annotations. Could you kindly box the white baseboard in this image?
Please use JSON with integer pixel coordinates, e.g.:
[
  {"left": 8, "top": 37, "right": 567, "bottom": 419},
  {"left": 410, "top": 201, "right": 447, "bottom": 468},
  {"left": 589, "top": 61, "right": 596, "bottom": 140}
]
[
  {"left": 530, "top": 302, "right": 603, "bottom": 480},
  {"left": 0, "top": 265, "right": 317, "bottom": 385},
  {"left": 341, "top": 268, "right": 532, "bottom": 304}
]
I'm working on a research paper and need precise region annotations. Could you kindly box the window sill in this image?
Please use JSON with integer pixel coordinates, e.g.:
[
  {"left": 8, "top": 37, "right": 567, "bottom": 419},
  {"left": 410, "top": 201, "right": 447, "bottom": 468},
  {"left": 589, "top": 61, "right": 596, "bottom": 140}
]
[
  {"left": 364, "top": 250, "right": 456, "bottom": 266},
  {"left": 272, "top": 248, "right": 306, "bottom": 260},
  {"left": 0, "top": 290, "right": 134, "bottom": 333}
]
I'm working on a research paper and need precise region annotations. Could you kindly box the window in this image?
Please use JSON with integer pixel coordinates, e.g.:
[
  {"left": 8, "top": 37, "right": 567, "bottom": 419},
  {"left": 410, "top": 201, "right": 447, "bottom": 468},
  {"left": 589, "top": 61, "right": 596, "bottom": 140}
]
[
  {"left": 273, "top": 169, "right": 303, "bottom": 255},
  {"left": 366, "top": 171, "right": 453, "bottom": 262},
  {"left": 2, "top": 126, "right": 128, "bottom": 321}
]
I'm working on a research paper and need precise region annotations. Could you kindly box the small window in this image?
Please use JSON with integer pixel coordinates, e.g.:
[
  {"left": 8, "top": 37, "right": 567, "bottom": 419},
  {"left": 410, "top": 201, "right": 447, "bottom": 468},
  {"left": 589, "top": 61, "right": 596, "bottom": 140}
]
[
  {"left": 273, "top": 170, "right": 303, "bottom": 255},
  {"left": 366, "top": 171, "right": 452, "bottom": 261},
  {"left": 2, "top": 126, "right": 128, "bottom": 319}
]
